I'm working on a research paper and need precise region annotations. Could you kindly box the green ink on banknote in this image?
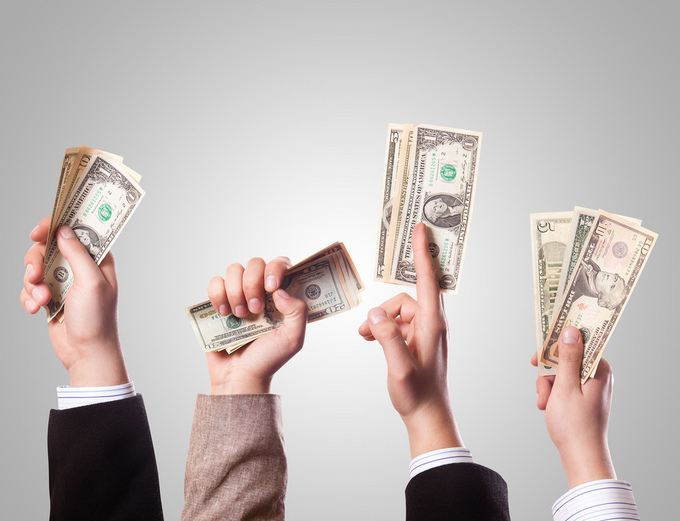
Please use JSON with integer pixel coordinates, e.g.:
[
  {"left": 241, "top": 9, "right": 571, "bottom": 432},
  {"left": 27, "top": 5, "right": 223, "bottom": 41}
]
[
  {"left": 440, "top": 164, "right": 457, "bottom": 181},
  {"left": 98, "top": 203, "right": 112, "bottom": 222}
]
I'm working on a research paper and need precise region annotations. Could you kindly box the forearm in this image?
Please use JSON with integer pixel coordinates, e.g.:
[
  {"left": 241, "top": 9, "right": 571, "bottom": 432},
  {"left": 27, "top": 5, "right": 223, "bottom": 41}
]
[
  {"left": 48, "top": 395, "right": 163, "bottom": 520},
  {"left": 559, "top": 441, "right": 616, "bottom": 489},
  {"left": 181, "top": 394, "right": 287, "bottom": 521},
  {"left": 402, "top": 399, "right": 464, "bottom": 459}
]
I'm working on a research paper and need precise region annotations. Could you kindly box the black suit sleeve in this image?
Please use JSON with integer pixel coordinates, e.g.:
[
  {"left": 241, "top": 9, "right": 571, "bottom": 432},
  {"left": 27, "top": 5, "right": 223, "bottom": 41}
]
[
  {"left": 405, "top": 463, "right": 510, "bottom": 521},
  {"left": 48, "top": 394, "right": 164, "bottom": 521}
]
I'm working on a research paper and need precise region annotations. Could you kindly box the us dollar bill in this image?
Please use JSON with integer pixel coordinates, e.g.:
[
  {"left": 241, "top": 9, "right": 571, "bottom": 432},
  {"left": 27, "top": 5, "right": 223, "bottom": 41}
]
[
  {"left": 540, "top": 211, "right": 658, "bottom": 382},
  {"left": 375, "top": 124, "right": 404, "bottom": 281},
  {"left": 46, "top": 147, "right": 127, "bottom": 254},
  {"left": 386, "top": 124, "right": 482, "bottom": 293},
  {"left": 383, "top": 124, "right": 414, "bottom": 284},
  {"left": 43, "top": 153, "right": 144, "bottom": 321},
  {"left": 555, "top": 207, "right": 642, "bottom": 302},
  {"left": 186, "top": 246, "right": 365, "bottom": 354},
  {"left": 529, "top": 212, "right": 573, "bottom": 376},
  {"left": 47, "top": 147, "right": 80, "bottom": 244}
]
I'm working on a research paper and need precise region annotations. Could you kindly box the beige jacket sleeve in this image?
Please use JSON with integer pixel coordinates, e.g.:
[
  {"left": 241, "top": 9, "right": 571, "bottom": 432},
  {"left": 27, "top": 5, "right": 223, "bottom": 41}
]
[{"left": 181, "top": 394, "right": 287, "bottom": 521}]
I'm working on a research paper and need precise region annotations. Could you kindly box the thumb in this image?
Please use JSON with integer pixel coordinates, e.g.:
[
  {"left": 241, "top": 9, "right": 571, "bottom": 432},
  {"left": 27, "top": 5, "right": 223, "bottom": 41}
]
[
  {"left": 553, "top": 326, "right": 585, "bottom": 393},
  {"left": 366, "top": 307, "right": 414, "bottom": 375},
  {"left": 56, "top": 226, "right": 102, "bottom": 282},
  {"left": 272, "top": 289, "right": 308, "bottom": 348}
]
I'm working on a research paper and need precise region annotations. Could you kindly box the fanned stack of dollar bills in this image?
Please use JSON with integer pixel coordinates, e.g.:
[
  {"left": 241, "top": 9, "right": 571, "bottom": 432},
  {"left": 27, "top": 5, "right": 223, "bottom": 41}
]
[
  {"left": 186, "top": 242, "right": 365, "bottom": 353},
  {"left": 530, "top": 207, "right": 657, "bottom": 382},
  {"left": 44, "top": 146, "right": 145, "bottom": 322},
  {"left": 375, "top": 124, "right": 482, "bottom": 293}
]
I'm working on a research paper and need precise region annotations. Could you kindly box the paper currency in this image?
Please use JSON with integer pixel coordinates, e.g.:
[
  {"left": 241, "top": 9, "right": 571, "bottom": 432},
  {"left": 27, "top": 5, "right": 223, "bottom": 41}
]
[
  {"left": 555, "top": 207, "right": 642, "bottom": 302},
  {"left": 43, "top": 147, "right": 144, "bottom": 321},
  {"left": 540, "top": 210, "right": 657, "bottom": 382},
  {"left": 186, "top": 243, "right": 364, "bottom": 354},
  {"left": 529, "top": 212, "right": 573, "bottom": 376},
  {"left": 376, "top": 124, "right": 482, "bottom": 293},
  {"left": 375, "top": 124, "right": 405, "bottom": 281}
]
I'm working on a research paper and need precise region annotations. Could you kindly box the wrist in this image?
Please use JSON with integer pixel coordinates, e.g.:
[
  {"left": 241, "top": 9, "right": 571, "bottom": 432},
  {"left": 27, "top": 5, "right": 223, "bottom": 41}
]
[
  {"left": 210, "top": 377, "right": 272, "bottom": 395},
  {"left": 402, "top": 400, "right": 464, "bottom": 459},
  {"left": 66, "top": 344, "right": 129, "bottom": 387},
  {"left": 558, "top": 440, "right": 616, "bottom": 489}
]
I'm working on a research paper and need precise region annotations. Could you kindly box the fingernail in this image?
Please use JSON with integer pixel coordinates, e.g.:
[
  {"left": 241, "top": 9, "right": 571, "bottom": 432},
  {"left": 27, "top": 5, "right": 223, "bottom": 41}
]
[
  {"left": 219, "top": 305, "right": 229, "bottom": 316},
  {"left": 561, "top": 327, "right": 581, "bottom": 344},
  {"left": 359, "top": 320, "right": 367, "bottom": 330},
  {"left": 368, "top": 308, "right": 388, "bottom": 325},
  {"left": 26, "top": 264, "right": 35, "bottom": 279},
  {"left": 276, "top": 289, "right": 290, "bottom": 299},
  {"left": 249, "top": 298, "right": 262, "bottom": 312},
  {"left": 235, "top": 305, "right": 248, "bottom": 317},
  {"left": 30, "top": 224, "right": 40, "bottom": 236},
  {"left": 265, "top": 275, "right": 277, "bottom": 292},
  {"left": 31, "top": 287, "right": 44, "bottom": 303},
  {"left": 59, "top": 227, "right": 74, "bottom": 239}
]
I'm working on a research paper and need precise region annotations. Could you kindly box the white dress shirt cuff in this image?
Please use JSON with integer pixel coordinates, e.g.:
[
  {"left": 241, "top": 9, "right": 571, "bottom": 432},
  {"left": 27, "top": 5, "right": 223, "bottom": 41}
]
[
  {"left": 409, "top": 447, "right": 474, "bottom": 478},
  {"left": 552, "top": 479, "right": 639, "bottom": 521},
  {"left": 57, "top": 381, "right": 136, "bottom": 410}
]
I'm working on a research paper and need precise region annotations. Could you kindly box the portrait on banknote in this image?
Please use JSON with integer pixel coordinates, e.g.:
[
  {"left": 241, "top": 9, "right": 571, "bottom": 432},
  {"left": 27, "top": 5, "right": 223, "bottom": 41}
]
[
  {"left": 422, "top": 194, "right": 464, "bottom": 229},
  {"left": 572, "top": 259, "right": 627, "bottom": 310}
]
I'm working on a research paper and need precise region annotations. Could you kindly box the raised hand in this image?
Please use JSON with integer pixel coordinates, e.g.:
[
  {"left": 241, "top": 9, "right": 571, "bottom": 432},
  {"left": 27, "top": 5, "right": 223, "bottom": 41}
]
[
  {"left": 205, "top": 256, "right": 308, "bottom": 394},
  {"left": 532, "top": 326, "right": 616, "bottom": 488},
  {"left": 20, "top": 216, "right": 127, "bottom": 387},
  {"left": 358, "top": 223, "right": 463, "bottom": 457}
]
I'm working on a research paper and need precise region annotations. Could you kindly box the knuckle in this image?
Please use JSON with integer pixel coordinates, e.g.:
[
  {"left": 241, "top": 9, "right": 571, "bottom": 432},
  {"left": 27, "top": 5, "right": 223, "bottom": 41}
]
[{"left": 242, "top": 280, "right": 262, "bottom": 294}]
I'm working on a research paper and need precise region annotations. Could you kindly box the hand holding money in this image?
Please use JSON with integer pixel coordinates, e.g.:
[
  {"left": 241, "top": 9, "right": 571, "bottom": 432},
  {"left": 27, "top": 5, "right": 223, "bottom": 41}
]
[
  {"left": 360, "top": 222, "right": 464, "bottom": 458},
  {"left": 20, "top": 216, "right": 128, "bottom": 387},
  {"left": 203, "top": 256, "right": 309, "bottom": 394},
  {"left": 531, "top": 326, "right": 616, "bottom": 489},
  {"left": 186, "top": 243, "right": 365, "bottom": 354}
]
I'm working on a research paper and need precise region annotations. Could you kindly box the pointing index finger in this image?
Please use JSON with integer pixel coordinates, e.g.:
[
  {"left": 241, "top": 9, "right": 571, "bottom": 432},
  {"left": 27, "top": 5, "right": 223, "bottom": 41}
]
[{"left": 412, "top": 223, "right": 441, "bottom": 312}]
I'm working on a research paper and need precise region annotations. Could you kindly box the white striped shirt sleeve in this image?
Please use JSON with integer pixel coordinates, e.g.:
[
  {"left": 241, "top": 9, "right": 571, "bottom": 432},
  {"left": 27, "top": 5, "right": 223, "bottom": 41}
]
[
  {"left": 409, "top": 447, "right": 474, "bottom": 478},
  {"left": 553, "top": 479, "right": 640, "bottom": 521},
  {"left": 56, "top": 381, "right": 136, "bottom": 410}
]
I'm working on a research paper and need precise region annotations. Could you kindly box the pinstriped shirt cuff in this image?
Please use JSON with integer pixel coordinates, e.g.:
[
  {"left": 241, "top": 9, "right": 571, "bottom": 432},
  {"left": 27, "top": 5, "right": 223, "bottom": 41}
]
[
  {"left": 408, "top": 447, "right": 473, "bottom": 478},
  {"left": 57, "top": 381, "right": 136, "bottom": 410},
  {"left": 552, "top": 479, "right": 639, "bottom": 521}
]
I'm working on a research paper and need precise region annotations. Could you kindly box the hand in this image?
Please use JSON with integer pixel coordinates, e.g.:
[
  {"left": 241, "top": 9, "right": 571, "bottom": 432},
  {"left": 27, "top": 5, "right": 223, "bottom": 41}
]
[
  {"left": 358, "top": 223, "right": 463, "bottom": 458},
  {"left": 531, "top": 326, "right": 616, "bottom": 488},
  {"left": 20, "top": 216, "right": 128, "bottom": 387},
  {"left": 206, "top": 256, "right": 308, "bottom": 394}
]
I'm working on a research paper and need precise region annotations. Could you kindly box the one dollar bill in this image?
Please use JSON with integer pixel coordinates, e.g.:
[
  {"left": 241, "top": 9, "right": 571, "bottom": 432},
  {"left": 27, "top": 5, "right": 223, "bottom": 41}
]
[
  {"left": 43, "top": 151, "right": 144, "bottom": 321},
  {"left": 376, "top": 124, "right": 482, "bottom": 293}
]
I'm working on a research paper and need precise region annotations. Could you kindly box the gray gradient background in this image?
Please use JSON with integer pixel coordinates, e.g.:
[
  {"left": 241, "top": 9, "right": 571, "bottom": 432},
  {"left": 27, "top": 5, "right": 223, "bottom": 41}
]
[{"left": 1, "top": 1, "right": 677, "bottom": 519}]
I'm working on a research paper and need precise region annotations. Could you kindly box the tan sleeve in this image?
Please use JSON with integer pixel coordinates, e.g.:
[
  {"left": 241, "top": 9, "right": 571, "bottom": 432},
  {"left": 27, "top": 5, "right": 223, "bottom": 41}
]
[{"left": 181, "top": 394, "right": 287, "bottom": 521}]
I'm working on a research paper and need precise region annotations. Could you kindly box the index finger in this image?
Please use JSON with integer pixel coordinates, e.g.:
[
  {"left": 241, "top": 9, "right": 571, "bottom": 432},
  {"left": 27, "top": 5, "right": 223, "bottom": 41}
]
[
  {"left": 412, "top": 223, "right": 441, "bottom": 313},
  {"left": 264, "top": 256, "right": 292, "bottom": 292}
]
